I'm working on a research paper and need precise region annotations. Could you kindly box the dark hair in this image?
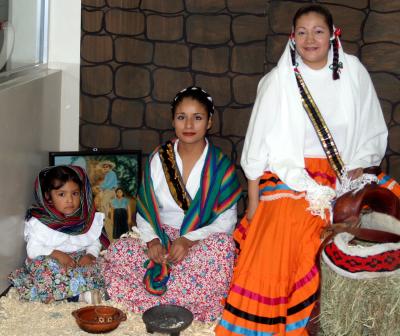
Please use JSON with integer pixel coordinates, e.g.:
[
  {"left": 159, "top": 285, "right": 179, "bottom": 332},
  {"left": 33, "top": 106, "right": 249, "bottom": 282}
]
[
  {"left": 171, "top": 86, "right": 214, "bottom": 118},
  {"left": 292, "top": 5, "right": 333, "bottom": 35},
  {"left": 41, "top": 166, "right": 82, "bottom": 197},
  {"left": 292, "top": 5, "right": 340, "bottom": 80},
  {"left": 115, "top": 187, "right": 124, "bottom": 194}
]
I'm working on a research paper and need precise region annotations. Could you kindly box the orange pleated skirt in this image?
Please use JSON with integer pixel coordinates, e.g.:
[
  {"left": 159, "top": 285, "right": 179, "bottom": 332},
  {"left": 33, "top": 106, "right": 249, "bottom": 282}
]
[
  {"left": 216, "top": 160, "right": 400, "bottom": 336},
  {"left": 216, "top": 158, "right": 335, "bottom": 336}
]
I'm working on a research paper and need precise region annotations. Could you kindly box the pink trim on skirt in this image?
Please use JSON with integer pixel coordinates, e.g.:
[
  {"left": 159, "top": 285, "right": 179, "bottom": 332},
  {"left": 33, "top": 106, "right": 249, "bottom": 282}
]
[{"left": 102, "top": 226, "right": 235, "bottom": 322}]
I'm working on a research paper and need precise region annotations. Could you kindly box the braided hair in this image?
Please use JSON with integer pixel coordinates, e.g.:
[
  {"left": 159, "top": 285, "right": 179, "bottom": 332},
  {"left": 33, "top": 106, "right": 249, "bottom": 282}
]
[
  {"left": 330, "top": 28, "right": 341, "bottom": 80},
  {"left": 171, "top": 86, "right": 215, "bottom": 119},
  {"left": 292, "top": 4, "right": 341, "bottom": 80}
]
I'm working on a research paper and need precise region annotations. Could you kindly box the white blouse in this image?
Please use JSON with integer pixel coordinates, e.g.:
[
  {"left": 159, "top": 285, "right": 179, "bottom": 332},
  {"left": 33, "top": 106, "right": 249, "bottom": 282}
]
[
  {"left": 24, "top": 212, "right": 105, "bottom": 259},
  {"left": 136, "top": 140, "right": 238, "bottom": 243},
  {"left": 299, "top": 58, "right": 347, "bottom": 158}
]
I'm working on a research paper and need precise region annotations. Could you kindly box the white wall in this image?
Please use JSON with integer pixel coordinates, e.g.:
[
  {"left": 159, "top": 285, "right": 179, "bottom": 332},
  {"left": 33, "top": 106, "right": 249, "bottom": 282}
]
[
  {"left": 48, "top": 0, "right": 81, "bottom": 151},
  {"left": 0, "top": 0, "right": 81, "bottom": 293},
  {"left": 0, "top": 69, "right": 62, "bottom": 293}
]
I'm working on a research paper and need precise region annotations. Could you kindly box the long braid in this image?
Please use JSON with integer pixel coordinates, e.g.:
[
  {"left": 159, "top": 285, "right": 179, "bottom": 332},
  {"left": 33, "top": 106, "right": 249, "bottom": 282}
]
[
  {"left": 290, "top": 45, "right": 297, "bottom": 67},
  {"left": 331, "top": 37, "right": 340, "bottom": 80},
  {"left": 330, "top": 27, "right": 342, "bottom": 80},
  {"left": 289, "top": 32, "right": 297, "bottom": 67}
]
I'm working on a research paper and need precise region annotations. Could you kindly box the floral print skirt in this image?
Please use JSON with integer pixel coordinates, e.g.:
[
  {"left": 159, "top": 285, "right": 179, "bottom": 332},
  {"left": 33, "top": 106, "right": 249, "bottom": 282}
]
[
  {"left": 102, "top": 227, "right": 235, "bottom": 322},
  {"left": 8, "top": 250, "right": 104, "bottom": 303}
]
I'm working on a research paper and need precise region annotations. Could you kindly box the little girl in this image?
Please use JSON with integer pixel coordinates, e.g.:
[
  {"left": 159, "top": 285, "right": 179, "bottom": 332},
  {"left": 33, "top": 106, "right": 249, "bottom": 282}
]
[{"left": 9, "top": 165, "right": 109, "bottom": 303}]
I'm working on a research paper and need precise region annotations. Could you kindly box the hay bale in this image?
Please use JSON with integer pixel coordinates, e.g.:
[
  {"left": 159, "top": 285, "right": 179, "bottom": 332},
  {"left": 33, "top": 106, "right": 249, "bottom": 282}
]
[{"left": 320, "top": 261, "right": 400, "bottom": 336}]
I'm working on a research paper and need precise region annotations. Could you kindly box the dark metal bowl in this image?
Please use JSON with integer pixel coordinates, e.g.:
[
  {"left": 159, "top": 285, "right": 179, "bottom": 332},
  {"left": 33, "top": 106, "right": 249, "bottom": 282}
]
[{"left": 142, "top": 304, "right": 194, "bottom": 336}]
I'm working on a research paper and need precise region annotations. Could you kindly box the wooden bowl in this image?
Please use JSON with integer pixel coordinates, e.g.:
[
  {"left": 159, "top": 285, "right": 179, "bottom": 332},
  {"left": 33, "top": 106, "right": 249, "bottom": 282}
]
[
  {"left": 72, "top": 305, "right": 126, "bottom": 333},
  {"left": 142, "top": 304, "right": 193, "bottom": 335}
]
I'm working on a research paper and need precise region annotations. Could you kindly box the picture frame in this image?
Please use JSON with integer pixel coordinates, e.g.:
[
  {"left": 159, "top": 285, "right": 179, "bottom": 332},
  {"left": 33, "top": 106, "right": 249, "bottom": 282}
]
[{"left": 49, "top": 149, "right": 141, "bottom": 241}]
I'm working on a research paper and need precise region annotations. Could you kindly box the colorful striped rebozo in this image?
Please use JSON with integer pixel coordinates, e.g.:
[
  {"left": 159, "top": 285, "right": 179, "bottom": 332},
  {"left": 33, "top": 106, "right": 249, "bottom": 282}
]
[{"left": 137, "top": 141, "right": 241, "bottom": 295}]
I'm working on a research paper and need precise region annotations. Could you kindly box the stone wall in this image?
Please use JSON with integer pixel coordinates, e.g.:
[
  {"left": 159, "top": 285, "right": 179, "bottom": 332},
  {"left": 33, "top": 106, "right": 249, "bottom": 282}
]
[{"left": 80, "top": 0, "right": 400, "bottom": 211}]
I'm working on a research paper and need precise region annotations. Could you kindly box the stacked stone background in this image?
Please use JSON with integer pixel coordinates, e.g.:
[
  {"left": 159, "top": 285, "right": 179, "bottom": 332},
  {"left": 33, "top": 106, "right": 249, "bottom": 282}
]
[{"left": 80, "top": 0, "right": 400, "bottom": 212}]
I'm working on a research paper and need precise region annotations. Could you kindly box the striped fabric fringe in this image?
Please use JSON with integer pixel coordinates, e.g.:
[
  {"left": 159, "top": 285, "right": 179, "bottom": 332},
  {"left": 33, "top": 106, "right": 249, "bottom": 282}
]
[
  {"left": 137, "top": 141, "right": 241, "bottom": 295},
  {"left": 378, "top": 173, "right": 400, "bottom": 194},
  {"left": 259, "top": 173, "right": 306, "bottom": 202}
]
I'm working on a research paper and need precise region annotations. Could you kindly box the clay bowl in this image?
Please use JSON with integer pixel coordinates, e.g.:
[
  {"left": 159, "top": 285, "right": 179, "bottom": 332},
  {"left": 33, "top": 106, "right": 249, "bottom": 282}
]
[
  {"left": 72, "top": 305, "right": 127, "bottom": 333},
  {"left": 142, "top": 304, "right": 193, "bottom": 336}
]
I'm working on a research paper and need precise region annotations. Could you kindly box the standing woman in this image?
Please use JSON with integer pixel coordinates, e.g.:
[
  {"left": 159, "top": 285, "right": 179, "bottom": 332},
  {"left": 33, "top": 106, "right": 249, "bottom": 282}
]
[
  {"left": 111, "top": 187, "right": 132, "bottom": 239},
  {"left": 216, "top": 5, "right": 400, "bottom": 335},
  {"left": 103, "top": 86, "right": 242, "bottom": 322}
]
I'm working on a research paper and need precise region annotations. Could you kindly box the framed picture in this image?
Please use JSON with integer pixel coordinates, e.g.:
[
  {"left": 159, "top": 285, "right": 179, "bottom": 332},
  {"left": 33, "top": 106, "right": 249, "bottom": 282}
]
[{"left": 49, "top": 150, "right": 141, "bottom": 241}]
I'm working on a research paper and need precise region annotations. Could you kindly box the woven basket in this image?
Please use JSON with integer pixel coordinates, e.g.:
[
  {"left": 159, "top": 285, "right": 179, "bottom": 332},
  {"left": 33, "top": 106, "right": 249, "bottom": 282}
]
[{"left": 320, "top": 212, "right": 400, "bottom": 336}]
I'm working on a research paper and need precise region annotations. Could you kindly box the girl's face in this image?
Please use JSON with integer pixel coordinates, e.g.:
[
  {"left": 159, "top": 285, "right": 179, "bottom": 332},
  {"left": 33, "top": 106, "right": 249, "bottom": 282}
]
[
  {"left": 294, "top": 12, "right": 331, "bottom": 69},
  {"left": 172, "top": 97, "right": 212, "bottom": 146},
  {"left": 48, "top": 180, "right": 81, "bottom": 215},
  {"left": 116, "top": 189, "right": 124, "bottom": 198}
]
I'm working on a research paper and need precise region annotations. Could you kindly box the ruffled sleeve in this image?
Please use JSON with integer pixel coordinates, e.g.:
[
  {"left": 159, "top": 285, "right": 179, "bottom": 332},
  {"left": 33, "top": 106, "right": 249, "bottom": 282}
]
[
  {"left": 24, "top": 212, "right": 105, "bottom": 259},
  {"left": 25, "top": 217, "right": 69, "bottom": 259},
  {"left": 240, "top": 70, "right": 279, "bottom": 180}
]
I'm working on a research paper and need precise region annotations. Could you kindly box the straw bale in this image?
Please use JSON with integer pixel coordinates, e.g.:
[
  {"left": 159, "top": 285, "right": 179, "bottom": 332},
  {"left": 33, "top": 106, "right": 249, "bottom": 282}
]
[{"left": 320, "top": 262, "right": 400, "bottom": 336}]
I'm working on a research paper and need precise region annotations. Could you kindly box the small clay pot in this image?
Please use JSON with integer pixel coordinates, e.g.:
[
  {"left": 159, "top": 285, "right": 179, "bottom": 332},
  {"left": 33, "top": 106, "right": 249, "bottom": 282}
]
[
  {"left": 72, "top": 305, "right": 126, "bottom": 333},
  {"left": 95, "top": 306, "right": 117, "bottom": 323}
]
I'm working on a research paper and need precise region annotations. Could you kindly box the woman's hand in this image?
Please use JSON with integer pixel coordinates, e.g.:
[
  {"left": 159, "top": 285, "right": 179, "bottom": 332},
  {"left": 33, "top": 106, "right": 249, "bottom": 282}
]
[
  {"left": 347, "top": 168, "right": 363, "bottom": 180},
  {"left": 78, "top": 253, "right": 96, "bottom": 266},
  {"left": 246, "top": 201, "right": 259, "bottom": 222},
  {"left": 167, "top": 237, "right": 196, "bottom": 264},
  {"left": 146, "top": 238, "right": 167, "bottom": 264},
  {"left": 50, "top": 250, "right": 76, "bottom": 269}
]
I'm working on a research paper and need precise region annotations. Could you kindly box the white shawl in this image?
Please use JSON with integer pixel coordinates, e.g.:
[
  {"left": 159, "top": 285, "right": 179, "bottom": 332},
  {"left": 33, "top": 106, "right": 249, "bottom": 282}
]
[{"left": 241, "top": 41, "right": 387, "bottom": 211}]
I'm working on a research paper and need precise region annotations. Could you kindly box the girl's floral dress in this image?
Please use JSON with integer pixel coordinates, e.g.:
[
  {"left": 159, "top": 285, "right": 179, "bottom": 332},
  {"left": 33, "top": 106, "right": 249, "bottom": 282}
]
[{"left": 9, "top": 250, "right": 104, "bottom": 303}]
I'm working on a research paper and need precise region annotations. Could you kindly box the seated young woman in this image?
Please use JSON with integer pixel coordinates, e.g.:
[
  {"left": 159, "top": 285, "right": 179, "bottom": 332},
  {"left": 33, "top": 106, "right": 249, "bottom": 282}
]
[{"left": 102, "top": 86, "right": 242, "bottom": 322}]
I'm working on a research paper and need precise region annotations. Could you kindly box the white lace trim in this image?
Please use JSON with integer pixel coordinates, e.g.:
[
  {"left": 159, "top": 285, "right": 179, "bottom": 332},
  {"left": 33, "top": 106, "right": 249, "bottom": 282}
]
[
  {"left": 120, "top": 226, "right": 142, "bottom": 239},
  {"left": 303, "top": 174, "right": 336, "bottom": 220},
  {"left": 336, "top": 171, "right": 378, "bottom": 197},
  {"left": 260, "top": 192, "right": 306, "bottom": 202}
]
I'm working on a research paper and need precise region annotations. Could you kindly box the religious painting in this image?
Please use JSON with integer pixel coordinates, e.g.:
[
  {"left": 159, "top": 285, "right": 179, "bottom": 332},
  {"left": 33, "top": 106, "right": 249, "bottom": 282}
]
[{"left": 49, "top": 150, "right": 141, "bottom": 242}]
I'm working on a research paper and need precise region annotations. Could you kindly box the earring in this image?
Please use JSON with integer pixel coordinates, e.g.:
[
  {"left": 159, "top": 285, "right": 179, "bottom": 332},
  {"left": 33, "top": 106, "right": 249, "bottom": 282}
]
[{"left": 289, "top": 31, "right": 296, "bottom": 45}]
